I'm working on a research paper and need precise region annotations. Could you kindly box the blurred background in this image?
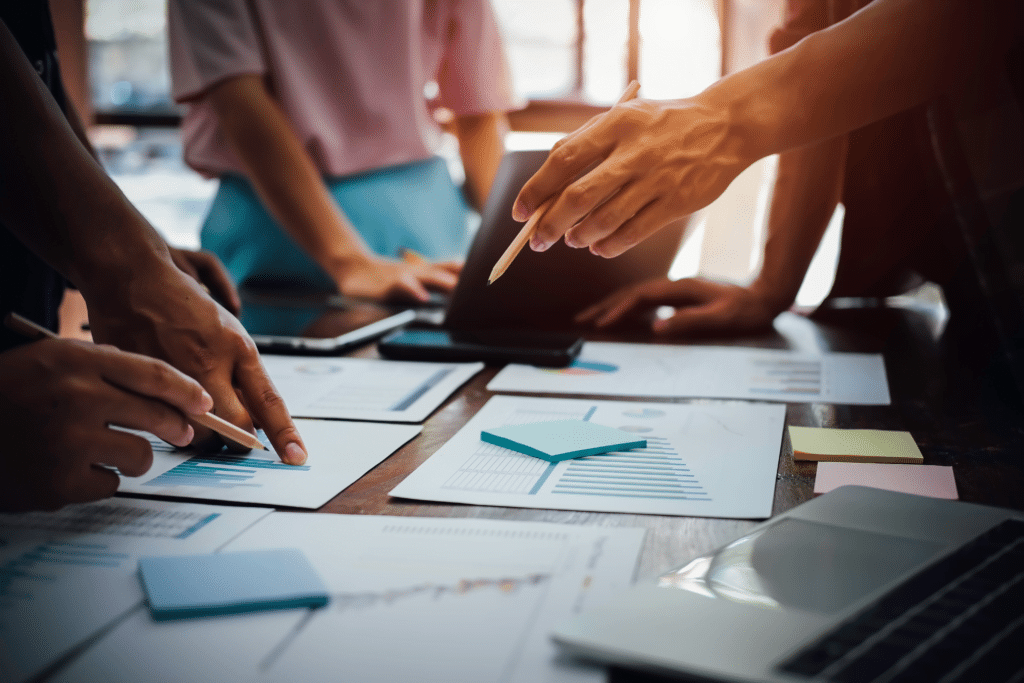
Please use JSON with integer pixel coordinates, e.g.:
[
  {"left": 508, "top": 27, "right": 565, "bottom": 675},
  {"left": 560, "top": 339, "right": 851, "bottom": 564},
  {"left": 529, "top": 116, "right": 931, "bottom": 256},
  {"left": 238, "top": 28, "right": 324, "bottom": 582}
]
[{"left": 59, "top": 0, "right": 851, "bottom": 310}]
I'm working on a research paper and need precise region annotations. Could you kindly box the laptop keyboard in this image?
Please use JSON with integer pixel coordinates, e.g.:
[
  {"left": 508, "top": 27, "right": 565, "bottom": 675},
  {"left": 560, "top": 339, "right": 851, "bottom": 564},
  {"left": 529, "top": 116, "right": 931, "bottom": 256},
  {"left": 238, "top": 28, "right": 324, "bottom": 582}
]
[{"left": 778, "top": 519, "right": 1024, "bottom": 683}]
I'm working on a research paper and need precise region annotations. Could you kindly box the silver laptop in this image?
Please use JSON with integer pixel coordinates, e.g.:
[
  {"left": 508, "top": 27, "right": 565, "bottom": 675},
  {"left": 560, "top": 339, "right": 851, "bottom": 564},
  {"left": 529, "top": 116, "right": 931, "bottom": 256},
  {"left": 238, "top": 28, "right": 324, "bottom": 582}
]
[{"left": 554, "top": 486, "right": 1024, "bottom": 682}]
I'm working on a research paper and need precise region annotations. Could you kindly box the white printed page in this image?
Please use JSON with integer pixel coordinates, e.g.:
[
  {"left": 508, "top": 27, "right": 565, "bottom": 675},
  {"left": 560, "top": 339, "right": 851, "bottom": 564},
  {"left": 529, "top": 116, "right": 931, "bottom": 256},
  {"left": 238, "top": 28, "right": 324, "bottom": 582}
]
[
  {"left": 118, "top": 419, "right": 421, "bottom": 508},
  {"left": 391, "top": 396, "right": 786, "bottom": 519},
  {"left": 487, "top": 342, "right": 890, "bottom": 405},
  {"left": 52, "top": 514, "right": 644, "bottom": 683},
  {"left": 261, "top": 355, "right": 483, "bottom": 422},
  {"left": 0, "top": 499, "right": 270, "bottom": 683}
]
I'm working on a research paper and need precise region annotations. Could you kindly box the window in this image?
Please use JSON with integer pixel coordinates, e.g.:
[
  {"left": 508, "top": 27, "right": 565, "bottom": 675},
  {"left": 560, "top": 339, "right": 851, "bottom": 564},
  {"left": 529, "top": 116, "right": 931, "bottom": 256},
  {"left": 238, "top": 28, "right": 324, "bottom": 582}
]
[{"left": 83, "top": 0, "right": 720, "bottom": 128}]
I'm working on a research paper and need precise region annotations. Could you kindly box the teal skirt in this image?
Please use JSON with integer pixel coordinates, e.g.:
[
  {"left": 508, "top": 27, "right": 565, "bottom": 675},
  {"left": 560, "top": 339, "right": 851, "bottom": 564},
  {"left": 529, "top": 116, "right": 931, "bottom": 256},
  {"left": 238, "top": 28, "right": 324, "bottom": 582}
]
[{"left": 201, "top": 156, "right": 471, "bottom": 291}]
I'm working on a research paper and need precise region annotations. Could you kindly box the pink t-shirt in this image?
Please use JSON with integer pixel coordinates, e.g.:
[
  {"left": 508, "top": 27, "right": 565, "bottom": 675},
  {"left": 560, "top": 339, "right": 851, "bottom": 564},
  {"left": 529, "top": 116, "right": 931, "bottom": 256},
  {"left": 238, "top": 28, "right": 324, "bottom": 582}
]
[{"left": 168, "top": 0, "right": 520, "bottom": 179}]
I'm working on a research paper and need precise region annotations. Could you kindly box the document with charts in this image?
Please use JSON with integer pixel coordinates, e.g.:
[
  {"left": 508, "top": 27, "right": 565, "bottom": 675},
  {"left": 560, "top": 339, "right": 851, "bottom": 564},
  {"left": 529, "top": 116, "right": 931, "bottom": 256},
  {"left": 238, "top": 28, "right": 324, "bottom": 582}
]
[
  {"left": 53, "top": 514, "right": 644, "bottom": 683},
  {"left": 261, "top": 355, "right": 483, "bottom": 422},
  {"left": 391, "top": 396, "right": 786, "bottom": 518},
  {"left": 0, "top": 498, "right": 270, "bottom": 683},
  {"left": 487, "top": 341, "right": 890, "bottom": 405},
  {"left": 117, "top": 418, "right": 421, "bottom": 508}
]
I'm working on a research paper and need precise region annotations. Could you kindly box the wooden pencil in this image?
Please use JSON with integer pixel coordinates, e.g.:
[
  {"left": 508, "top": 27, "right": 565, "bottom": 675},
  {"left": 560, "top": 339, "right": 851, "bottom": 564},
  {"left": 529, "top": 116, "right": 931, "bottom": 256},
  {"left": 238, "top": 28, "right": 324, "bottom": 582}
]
[
  {"left": 3, "top": 311, "right": 267, "bottom": 452},
  {"left": 488, "top": 80, "right": 642, "bottom": 285}
]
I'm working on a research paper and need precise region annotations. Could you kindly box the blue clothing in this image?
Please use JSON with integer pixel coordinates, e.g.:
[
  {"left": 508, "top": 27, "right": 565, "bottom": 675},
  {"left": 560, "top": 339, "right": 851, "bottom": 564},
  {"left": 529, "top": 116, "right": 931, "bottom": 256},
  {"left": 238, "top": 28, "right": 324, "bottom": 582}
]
[{"left": 201, "top": 156, "right": 470, "bottom": 292}]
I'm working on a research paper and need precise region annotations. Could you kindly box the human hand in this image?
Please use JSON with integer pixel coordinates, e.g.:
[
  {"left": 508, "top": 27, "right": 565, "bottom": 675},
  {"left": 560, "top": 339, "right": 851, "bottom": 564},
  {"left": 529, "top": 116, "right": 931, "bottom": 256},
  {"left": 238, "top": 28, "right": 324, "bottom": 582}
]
[
  {"left": 81, "top": 261, "right": 307, "bottom": 465},
  {"left": 0, "top": 338, "right": 213, "bottom": 511},
  {"left": 168, "top": 247, "right": 242, "bottom": 315},
  {"left": 575, "top": 277, "right": 788, "bottom": 336},
  {"left": 512, "top": 95, "right": 752, "bottom": 258},
  {"left": 334, "top": 255, "right": 460, "bottom": 303}
]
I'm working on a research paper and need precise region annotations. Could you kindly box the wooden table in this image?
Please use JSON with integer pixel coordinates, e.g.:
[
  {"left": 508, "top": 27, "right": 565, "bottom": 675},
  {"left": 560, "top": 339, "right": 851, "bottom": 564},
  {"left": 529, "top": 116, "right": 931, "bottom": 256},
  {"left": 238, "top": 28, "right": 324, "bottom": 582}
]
[
  {"left": 62, "top": 286, "right": 1024, "bottom": 579},
  {"left": 296, "top": 298, "right": 1024, "bottom": 584}
]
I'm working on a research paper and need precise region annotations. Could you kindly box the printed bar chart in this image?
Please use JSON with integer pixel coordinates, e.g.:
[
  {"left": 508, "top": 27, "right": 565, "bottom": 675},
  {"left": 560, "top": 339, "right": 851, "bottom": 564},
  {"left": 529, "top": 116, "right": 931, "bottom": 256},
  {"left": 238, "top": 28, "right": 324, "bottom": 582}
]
[
  {"left": 552, "top": 436, "right": 711, "bottom": 500},
  {"left": 393, "top": 396, "right": 786, "bottom": 518},
  {"left": 145, "top": 455, "right": 311, "bottom": 490}
]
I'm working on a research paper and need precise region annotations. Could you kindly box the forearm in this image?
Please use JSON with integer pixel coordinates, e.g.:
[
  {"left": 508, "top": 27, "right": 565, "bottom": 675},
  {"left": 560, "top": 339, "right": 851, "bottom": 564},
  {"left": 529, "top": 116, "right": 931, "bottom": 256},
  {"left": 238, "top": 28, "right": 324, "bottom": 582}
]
[
  {"left": 454, "top": 111, "right": 508, "bottom": 211},
  {"left": 752, "top": 136, "right": 847, "bottom": 309},
  {"left": 206, "top": 76, "right": 372, "bottom": 280},
  {"left": 705, "top": 0, "right": 1019, "bottom": 162},
  {"left": 0, "top": 19, "right": 174, "bottom": 296}
]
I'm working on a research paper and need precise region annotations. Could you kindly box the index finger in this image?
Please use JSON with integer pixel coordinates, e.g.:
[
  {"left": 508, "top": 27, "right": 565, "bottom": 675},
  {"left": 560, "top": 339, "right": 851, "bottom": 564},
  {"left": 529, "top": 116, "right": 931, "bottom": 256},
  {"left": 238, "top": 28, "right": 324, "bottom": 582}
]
[
  {"left": 234, "top": 352, "right": 307, "bottom": 465},
  {"left": 511, "top": 123, "right": 615, "bottom": 224}
]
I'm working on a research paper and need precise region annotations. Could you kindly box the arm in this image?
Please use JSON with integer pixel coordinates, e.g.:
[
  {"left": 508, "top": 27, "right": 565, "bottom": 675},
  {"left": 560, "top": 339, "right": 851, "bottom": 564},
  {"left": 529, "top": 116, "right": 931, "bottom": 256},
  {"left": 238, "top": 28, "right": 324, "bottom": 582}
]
[
  {"left": 514, "top": 0, "right": 1020, "bottom": 258},
  {"left": 576, "top": 136, "right": 847, "bottom": 335},
  {"left": 0, "top": 19, "right": 305, "bottom": 464},
  {"left": 203, "top": 75, "right": 458, "bottom": 302},
  {"left": 750, "top": 136, "right": 848, "bottom": 313},
  {"left": 453, "top": 111, "right": 508, "bottom": 211},
  {"left": 60, "top": 76, "right": 243, "bottom": 314}
]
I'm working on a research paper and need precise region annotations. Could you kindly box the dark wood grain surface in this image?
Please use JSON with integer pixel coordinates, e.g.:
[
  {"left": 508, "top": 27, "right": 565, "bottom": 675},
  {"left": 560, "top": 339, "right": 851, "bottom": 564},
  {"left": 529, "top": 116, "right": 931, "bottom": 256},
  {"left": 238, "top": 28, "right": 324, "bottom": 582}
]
[{"left": 305, "top": 299, "right": 1024, "bottom": 583}]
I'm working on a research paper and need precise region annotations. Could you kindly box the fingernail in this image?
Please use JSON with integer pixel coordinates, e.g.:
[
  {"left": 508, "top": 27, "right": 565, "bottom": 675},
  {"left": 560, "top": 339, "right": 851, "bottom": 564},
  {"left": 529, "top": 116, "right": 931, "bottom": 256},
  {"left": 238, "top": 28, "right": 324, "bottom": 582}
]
[
  {"left": 530, "top": 236, "right": 550, "bottom": 252},
  {"left": 285, "top": 442, "right": 307, "bottom": 465},
  {"left": 513, "top": 202, "right": 531, "bottom": 222},
  {"left": 565, "top": 236, "right": 583, "bottom": 249},
  {"left": 199, "top": 390, "right": 214, "bottom": 412},
  {"left": 179, "top": 425, "right": 195, "bottom": 447}
]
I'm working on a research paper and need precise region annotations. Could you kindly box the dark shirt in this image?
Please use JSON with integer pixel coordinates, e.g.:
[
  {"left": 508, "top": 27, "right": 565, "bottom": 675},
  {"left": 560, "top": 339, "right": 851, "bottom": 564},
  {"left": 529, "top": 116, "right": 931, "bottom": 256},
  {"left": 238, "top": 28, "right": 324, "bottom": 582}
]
[
  {"left": 772, "top": 0, "right": 1024, "bottom": 403},
  {"left": 0, "top": 1, "right": 67, "bottom": 351}
]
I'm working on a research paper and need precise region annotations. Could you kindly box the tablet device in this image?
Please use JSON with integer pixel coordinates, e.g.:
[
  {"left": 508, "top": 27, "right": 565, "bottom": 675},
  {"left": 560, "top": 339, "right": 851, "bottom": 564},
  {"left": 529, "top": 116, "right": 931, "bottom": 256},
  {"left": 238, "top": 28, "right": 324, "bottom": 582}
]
[{"left": 249, "top": 310, "right": 415, "bottom": 355}]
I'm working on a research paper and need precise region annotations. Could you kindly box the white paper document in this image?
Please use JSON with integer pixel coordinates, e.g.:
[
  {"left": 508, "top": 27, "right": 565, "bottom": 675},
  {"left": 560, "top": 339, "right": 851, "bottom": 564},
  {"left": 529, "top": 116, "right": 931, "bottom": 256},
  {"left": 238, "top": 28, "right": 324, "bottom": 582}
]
[
  {"left": 0, "top": 498, "right": 270, "bottom": 683},
  {"left": 53, "top": 514, "right": 645, "bottom": 683},
  {"left": 118, "top": 419, "right": 421, "bottom": 508},
  {"left": 391, "top": 396, "right": 786, "bottom": 518},
  {"left": 261, "top": 355, "right": 483, "bottom": 422},
  {"left": 488, "top": 341, "right": 891, "bottom": 405}
]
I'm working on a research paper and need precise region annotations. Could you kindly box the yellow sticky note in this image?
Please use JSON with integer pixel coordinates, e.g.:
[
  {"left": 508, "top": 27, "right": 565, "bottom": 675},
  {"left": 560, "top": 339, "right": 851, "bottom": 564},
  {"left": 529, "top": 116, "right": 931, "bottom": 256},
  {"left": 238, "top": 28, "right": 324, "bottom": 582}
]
[{"left": 788, "top": 426, "right": 923, "bottom": 464}]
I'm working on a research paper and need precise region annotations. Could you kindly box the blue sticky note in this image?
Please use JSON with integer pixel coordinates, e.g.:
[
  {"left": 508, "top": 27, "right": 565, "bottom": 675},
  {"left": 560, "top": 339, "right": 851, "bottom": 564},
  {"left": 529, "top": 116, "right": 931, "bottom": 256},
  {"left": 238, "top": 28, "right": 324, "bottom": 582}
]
[
  {"left": 138, "top": 549, "right": 329, "bottom": 621},
  {"left": 481, "top": 420, "right": 647, "bottom": 462}
]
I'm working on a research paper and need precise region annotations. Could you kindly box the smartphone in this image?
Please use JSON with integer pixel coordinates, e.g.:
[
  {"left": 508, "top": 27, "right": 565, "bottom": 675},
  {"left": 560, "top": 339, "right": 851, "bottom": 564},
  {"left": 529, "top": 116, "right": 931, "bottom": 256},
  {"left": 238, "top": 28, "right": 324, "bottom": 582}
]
[{"left": 378, "top": 328, "right": 583, "bottom": 367}]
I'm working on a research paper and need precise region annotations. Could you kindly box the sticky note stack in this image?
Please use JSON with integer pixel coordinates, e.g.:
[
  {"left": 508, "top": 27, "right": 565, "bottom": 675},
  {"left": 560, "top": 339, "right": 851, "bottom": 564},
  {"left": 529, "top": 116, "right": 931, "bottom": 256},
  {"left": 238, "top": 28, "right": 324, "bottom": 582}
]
[
  {"left": 139, "top": 548, "right": 329, "bottom": 621},
  {"left": 813, "top": 463, "right": 958, "bottom": 500},
  {"left": 789, "top": 426, "right": 924, "bottom": 464},
  {"left": 481, "top": 420, "right": 646, "bottom": 462}
]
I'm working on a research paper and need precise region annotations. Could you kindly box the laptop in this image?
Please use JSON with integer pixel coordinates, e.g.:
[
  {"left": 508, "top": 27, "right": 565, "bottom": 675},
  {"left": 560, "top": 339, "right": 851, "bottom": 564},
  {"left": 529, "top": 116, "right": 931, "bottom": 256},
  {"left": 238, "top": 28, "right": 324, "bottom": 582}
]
[
  {"left": 554, "top": 486, "right": 1024, "bottom": 682},
  {"left": 440, "top": 149, "right": 687, "bottom": 331}
]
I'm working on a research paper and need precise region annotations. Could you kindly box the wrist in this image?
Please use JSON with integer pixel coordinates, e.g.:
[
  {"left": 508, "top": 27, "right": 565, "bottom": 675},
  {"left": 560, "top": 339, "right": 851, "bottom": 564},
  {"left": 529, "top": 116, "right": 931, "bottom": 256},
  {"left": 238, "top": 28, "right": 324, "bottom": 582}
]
[
  {"left": 78, "top": 245, "right": 188, "bottom": 321},
  {"left": 748, "top": 273, "right": 799, "bottom": 313},
  {"left": 697, "top": 58, "right": 791, "bottom": 165},
  {"left": 325, "top": 250, "right": 374, "bottom": 285}
]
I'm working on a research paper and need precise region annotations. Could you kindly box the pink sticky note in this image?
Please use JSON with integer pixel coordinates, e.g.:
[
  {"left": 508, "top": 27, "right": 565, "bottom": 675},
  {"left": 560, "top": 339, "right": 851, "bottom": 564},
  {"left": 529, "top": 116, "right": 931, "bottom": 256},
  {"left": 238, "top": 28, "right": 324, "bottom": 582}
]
[{"left": 814, "top": 463, "right": 958, "bottom": 500}]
